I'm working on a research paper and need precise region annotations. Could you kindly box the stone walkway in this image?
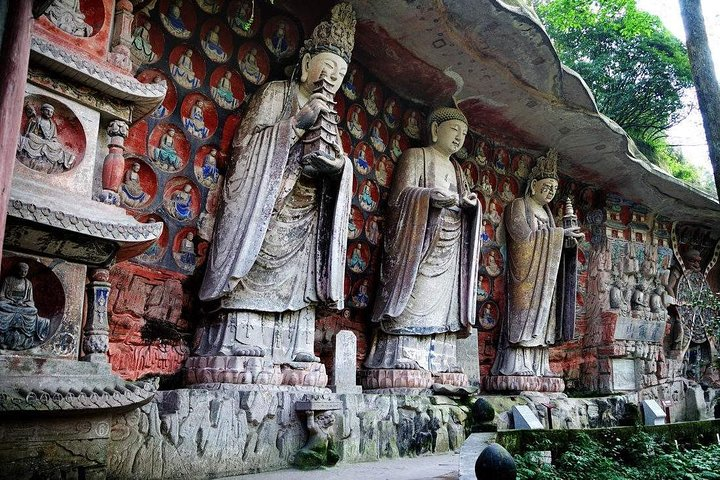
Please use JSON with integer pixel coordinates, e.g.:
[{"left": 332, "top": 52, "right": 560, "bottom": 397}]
[{"left": 217, "top": 452, "right": 460, "bottom": 480}]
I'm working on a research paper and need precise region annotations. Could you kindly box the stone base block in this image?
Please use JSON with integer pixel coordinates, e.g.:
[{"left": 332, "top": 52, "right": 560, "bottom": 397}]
[
  {"left": 483, "top": 375, "right": 565, "bottom": 392},
  {"left": 361, "top": 368, "right": 433, "bottom": 390},
  {"left": 185, "top": 356, "right": 283, "bottom": 385},
  {"left": 433, "top": 372, "right": 468, "bottom": 386},
  {"left": 281, "top": 362, "right": 328, "bottom": 387}
]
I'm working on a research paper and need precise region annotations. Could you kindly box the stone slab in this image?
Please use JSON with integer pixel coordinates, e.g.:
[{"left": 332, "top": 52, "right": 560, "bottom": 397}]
[
  {"left": 613, "top": 317, "right": 665, "bottom": 342},
  {"left": 642, "top": 399, "right": 666, "bottom": 426},
  {"left": 611, "top": 359, "right": 636, "bottom": 391},
  {"left": 456, "top": 327, "right": 481, "bottom": 387},
  {"left": 512, "top": 405, "right": 544, "bottom": 429},
  {"left": 459, "top": 432, "right": 496, "bottom": 480},
  {"left": 329, "top": 330, "right": 362, "bottom": 394}
]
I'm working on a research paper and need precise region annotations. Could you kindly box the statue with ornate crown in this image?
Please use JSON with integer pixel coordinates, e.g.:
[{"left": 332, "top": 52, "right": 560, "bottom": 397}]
[
  {"left": 187, "top": 4, "right": 356, "bottom": 388},
  {"left": 486, "top": 149, "right": 582, "bottom": 392},
  {"left": 362, "top": 107, "right": 482, "bottom": 392}
]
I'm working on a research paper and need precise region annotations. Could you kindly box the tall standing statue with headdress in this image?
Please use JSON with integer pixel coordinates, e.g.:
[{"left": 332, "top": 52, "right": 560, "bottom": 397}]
[
  {"left": 487, "top": 149, "right": 582, "bottom": 392},
  {"left": 188, "top": 4, "right": 356, "bottom": 387},
  {"left": 362, "top": 107, "right": 482, "bottom": 391}
]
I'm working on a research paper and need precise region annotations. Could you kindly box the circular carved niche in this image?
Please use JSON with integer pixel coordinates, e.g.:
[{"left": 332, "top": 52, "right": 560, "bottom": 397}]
[
  {"left": 42, "top": 0, "right": 106, "bottom": 38},
  {"left": 162, "top": 177, "right": 201, "bottom": 222},
  {"left": 172, "top": 226, "right": 207, "bottom": 273},
  {"left": 17, "top": 95, "right": 86, "bottom": 175},
  {"left": 0, "top": 257, "right": 66, "bottom": 352},
  {"left": 137, "top": 69, "right": 176, "bottom": 119},
  {"left": 135, "top": 214, "right": 169, "bottom": 263}
]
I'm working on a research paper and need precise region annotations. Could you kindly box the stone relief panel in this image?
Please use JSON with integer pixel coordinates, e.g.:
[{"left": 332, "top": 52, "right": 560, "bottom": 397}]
[
  {"left": 18, "top": 85, "right": 100, "bottom": 199},
  {"left": 34, "top": 0, "right": 113, "bottom": 60},
  {"left": 0, "top": 253, "right": 85, "bottom": 359},
  {"left": 17, "top": 95, "right": 86, "bottom": 175},
  {"left": 107, "top": 263, "right": 191, "bottom": 380}
]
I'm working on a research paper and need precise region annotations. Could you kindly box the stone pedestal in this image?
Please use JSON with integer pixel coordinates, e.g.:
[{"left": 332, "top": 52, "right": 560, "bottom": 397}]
[
  {"left": 361, "top": 368, "right": 433, "bottom": 392},
  {"left": 483, "top": 375, "right": 565, "bottom": 393},
  {"left": 434, "top": 372, "right": 469, "bottom": 387},
  {"left": 185, "top": 356, "right": 328, "bottom": 387}
]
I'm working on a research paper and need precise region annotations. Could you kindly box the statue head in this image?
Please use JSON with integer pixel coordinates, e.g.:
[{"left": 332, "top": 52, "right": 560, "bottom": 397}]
[
  {"left": 526, "top": 148, "right": 559, "bottom": 205},
  {"left": 40, "top": 103, "right": 54, "bottom": 118},
  {"left": 186, "top": 232, "right": 194, "bottom": 241},
  {"left": 427, "top": 107, "right": 468, "bottom": 157},
  {"left": 316, "top": 412, "right": 335, "bottom": 430},
  {"left": 684, "top": 248, "right": 702, "bottom": 271},
  {"left": 183, "top": 184, "right": 192, "bottom": 193},
  {"left": 298, "top": 3, "right": 355, "bottom": 94},
  {"left": 132, "top": 162, "right": 140, "bottom": 172},
  {"left": 16, "top": 262, "right": 29, "bottom": 278}
]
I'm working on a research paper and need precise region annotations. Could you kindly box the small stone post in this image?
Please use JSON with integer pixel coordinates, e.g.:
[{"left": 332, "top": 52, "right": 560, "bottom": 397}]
[{"left": 82, "top": 269, "right": 111, "bottom": 363}]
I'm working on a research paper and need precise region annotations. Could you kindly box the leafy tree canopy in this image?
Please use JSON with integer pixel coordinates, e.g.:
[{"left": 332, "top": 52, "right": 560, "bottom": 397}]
[{"left": 535, "top": 0, "right": 693, "bottom": 147}]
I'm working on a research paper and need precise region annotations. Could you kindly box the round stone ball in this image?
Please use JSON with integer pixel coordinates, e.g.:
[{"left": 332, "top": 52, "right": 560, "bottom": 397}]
[
  {"left": 472, "top": 397, "right": 495, "bottom": 423},
  {"left": 475, "top": 443, "right": 516, "bottom": 480}
]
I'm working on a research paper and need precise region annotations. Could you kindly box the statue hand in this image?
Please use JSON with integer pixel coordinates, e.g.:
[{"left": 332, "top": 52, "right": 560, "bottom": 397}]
[
  {"left": 460, "top": 192, "right": 478, "bottom": 208},
  {"left": 563, "top": 226, "right": 584, "bottom": 245},
  {"left": 293, "top": 92, "right": 332, "bottom": 131},
  {"left": 430, "top": 188, "right": 458, "bottom": 208},
  {"left": 302, "top": 151, "right": 344, "bottom": 175}
]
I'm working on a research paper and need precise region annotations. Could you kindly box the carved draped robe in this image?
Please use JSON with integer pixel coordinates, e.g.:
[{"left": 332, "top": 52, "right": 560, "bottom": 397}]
[
  {"left": 491, "top": 196, "right": 576, "bottom": 377},
  {"left": 197, "top": 80, "right": 352, "bottom": 362},
  {"left": 365, "top": 147, "right": 481, "bottom": 373}
]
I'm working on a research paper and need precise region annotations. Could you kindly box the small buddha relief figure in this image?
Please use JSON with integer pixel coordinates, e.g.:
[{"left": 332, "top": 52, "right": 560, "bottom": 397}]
[
  {"left": 44, "top": 0, "right": 93, "bottom": 37},
  {"left": 212, "top": 71, "right": 240, "bottom": 110},
  {"left": 17, "top": 103, "right": 76, "bottom": 174},
  {"left": 166, "top": 184, "right": 194, "bottom": 221},
  {"left": 131, "top": 21, "right": 157, "bottom": 64},
  {"left": 202, "top": 25, "right": 228, "bottom": 63},
  {"left": 0, "top": 263, "right": 51, "bottom": 351},
  {"left": 177, "top": 232, "right": 197, "bottom": 271},
  {"left": 364, "top": 107, "right": 482, "bottom": 390},
  {"left": 184, "top": 100, "right": 210, "bottom": 139},
  {"left": 488, "top": 148, "right": 582, "bottom": 392},
  {"left": 161, "top": 0, "right": 191, "bottom": 38},
  {"left": 239, "top": 48, "right": 265, "bottom": 85},
  {"left": 118, "top": 162, "right": 149, "bottom": 208},
  {"left": 152, "top": 127, "right": 182, "bottom": 170},
  {"left": 200, "top": 148, "right": 220, "bottom": 186},
  {"left": 171, "top": 49, "right": 200, "bottom": 89}
]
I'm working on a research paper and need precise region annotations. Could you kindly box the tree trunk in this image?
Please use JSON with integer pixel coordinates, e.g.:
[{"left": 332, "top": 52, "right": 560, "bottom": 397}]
[{"left": 679, "top": 0, "right": 720, "bottom": 200}]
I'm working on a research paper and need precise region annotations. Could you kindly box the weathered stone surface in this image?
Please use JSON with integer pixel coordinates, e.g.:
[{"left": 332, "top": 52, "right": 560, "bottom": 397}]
[{"left": 108, "top": 389, "right": 470, "bottom": 479}]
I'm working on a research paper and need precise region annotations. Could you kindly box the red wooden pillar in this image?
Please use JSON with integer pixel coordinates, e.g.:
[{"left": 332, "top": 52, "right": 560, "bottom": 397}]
[{"left": 0, "top": 2, "right": 34, "bottom": 263}]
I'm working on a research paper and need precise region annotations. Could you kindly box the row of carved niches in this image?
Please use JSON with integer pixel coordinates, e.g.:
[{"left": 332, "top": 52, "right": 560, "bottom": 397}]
[
  {"left": 34, "top": 0, "right": 112, "bottom": 60},
  {"left": 0, "top": 253, "right": 85, "bottom": 359},
  {"left": 125, "top": 0, "right": 309, "bottom": 274}
]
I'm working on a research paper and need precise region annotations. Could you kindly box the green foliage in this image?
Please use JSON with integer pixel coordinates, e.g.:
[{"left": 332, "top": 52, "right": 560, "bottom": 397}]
[
  {"left": 515, "top": 431, "right": 720, "bottom": 480},
  {"left": 535, "top": 0, "right": 693, "bottom": 145}
]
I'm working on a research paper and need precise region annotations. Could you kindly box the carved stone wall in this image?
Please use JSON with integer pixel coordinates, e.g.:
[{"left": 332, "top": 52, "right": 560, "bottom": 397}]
[{"left": 108, "top": 388, "right": 470, "bottom": 479}]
